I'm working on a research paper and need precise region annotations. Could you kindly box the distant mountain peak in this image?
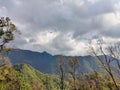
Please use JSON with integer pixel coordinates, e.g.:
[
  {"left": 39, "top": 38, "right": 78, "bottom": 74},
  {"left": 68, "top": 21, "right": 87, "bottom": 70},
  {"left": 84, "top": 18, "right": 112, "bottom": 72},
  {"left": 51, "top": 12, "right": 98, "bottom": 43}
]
[{"left": 42, "top": 51, "right": 49, "bottom": 54}]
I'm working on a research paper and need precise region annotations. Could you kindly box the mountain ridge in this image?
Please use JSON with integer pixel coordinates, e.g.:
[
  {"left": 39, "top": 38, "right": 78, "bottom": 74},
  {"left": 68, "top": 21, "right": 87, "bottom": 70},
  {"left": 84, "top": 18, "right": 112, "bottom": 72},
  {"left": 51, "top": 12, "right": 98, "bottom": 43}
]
[
  {"left": 2, "top": 49, "right": 103, "bottom": 73},
  {"left": 0, "top": 63, "right": 66, "bottom": 90}
]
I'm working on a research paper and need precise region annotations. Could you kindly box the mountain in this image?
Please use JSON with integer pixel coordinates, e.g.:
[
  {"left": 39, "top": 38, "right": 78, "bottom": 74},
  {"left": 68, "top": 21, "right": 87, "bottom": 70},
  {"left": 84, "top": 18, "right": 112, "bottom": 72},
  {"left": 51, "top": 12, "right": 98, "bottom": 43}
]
[
  {"left": 0, "top": 63, "right": 117, "bottom": 90},
  {"left": 0, "top": 63, "right": 69, "bottom": 90},
  {"left": 0, "top": 55, "right": 118, "bottom": 90},
  {"left": 0, "top": 49, "right": 119, "bottom": 90},
  {"left": 3, "top": 49, "right": 103, "bottom": 74}
]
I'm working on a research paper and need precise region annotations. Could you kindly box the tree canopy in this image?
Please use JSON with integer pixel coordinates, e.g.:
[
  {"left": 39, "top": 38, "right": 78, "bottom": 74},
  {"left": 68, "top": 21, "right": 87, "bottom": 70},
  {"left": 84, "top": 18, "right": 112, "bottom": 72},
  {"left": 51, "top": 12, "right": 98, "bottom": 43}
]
[{"left": 0, "top": 17, "right": 16, "bottom": 52}]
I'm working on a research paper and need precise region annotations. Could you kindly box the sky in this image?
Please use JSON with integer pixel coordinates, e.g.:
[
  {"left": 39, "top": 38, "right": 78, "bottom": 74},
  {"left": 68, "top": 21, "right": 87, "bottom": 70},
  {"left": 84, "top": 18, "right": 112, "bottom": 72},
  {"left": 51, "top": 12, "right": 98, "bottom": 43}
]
[{"left": 0, "top": 0, "right": 120, "bottom": 56}]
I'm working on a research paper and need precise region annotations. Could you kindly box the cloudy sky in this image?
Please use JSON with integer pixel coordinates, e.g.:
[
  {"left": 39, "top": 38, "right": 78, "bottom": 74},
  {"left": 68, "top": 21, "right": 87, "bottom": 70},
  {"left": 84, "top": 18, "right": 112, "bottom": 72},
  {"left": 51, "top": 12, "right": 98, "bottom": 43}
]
[{"left": 0, "top": 0, "right": 120, "bottom": 56}]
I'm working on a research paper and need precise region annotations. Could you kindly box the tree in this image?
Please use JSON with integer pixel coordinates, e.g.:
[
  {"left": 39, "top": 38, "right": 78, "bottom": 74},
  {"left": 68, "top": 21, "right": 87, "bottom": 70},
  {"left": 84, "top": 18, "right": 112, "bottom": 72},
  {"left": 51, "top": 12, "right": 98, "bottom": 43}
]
[
  {"left": 69, "top": 57, "right": 80, "bottom": 90},
  {"left": 0, "top": 17, "right": 16, "bottom": 52},
  {"left": 0, "top": 17, "right": 18, "bottom": 89},
  {"left": 57, "top": 55, "right": 66, "bottom": 90},
  {"left": 0, "top": 17, "right": 17, "bottom": 67},
  {"left": 106, "top": 42, "right": 120, "bottom": 74},
  {"left": 89, "top": 38, "right": 120, "bottom": 90}
]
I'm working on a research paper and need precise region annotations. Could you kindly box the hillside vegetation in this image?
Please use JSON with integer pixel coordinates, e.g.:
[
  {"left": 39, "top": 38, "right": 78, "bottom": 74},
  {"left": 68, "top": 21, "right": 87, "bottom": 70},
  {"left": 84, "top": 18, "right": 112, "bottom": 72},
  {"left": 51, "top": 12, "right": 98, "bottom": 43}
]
[
  {"left": 0, "top": 62, "right": 120, "bottom": 90},
  {"left": 0, "top": 64, "right": 69, "bottom": 90},
  {"left": 1, "top": 50, "right": 120, "bottom": 90}
]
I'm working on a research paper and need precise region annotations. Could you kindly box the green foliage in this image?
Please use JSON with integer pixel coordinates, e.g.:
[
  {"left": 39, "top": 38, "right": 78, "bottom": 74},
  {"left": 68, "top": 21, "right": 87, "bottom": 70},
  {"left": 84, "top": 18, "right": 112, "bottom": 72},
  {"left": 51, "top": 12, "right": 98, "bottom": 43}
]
[
  {"left": 0, "top": 62, "right": 120, "bottom": 90},
  {"left": 73, "top": 71, "right": 120, "bottom": 90},
  {"left": 0, "top": 17, "right": 16, "bottom": 52},
  {"left": 0, "top": 64, "right": 61, "bottom": 90},
  {"left": 0, "top": 65, "right": 19, "bottom": 90},
  {"left": 13, "top": 64, "right": 70, "bottom": 90}
]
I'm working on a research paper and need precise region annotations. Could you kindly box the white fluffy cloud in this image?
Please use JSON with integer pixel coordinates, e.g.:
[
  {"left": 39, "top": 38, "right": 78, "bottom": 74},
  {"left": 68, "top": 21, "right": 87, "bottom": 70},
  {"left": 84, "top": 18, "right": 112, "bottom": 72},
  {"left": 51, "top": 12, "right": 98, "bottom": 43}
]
[{"left": 0, "top": 0, "right": 120, "bottom": 56}]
